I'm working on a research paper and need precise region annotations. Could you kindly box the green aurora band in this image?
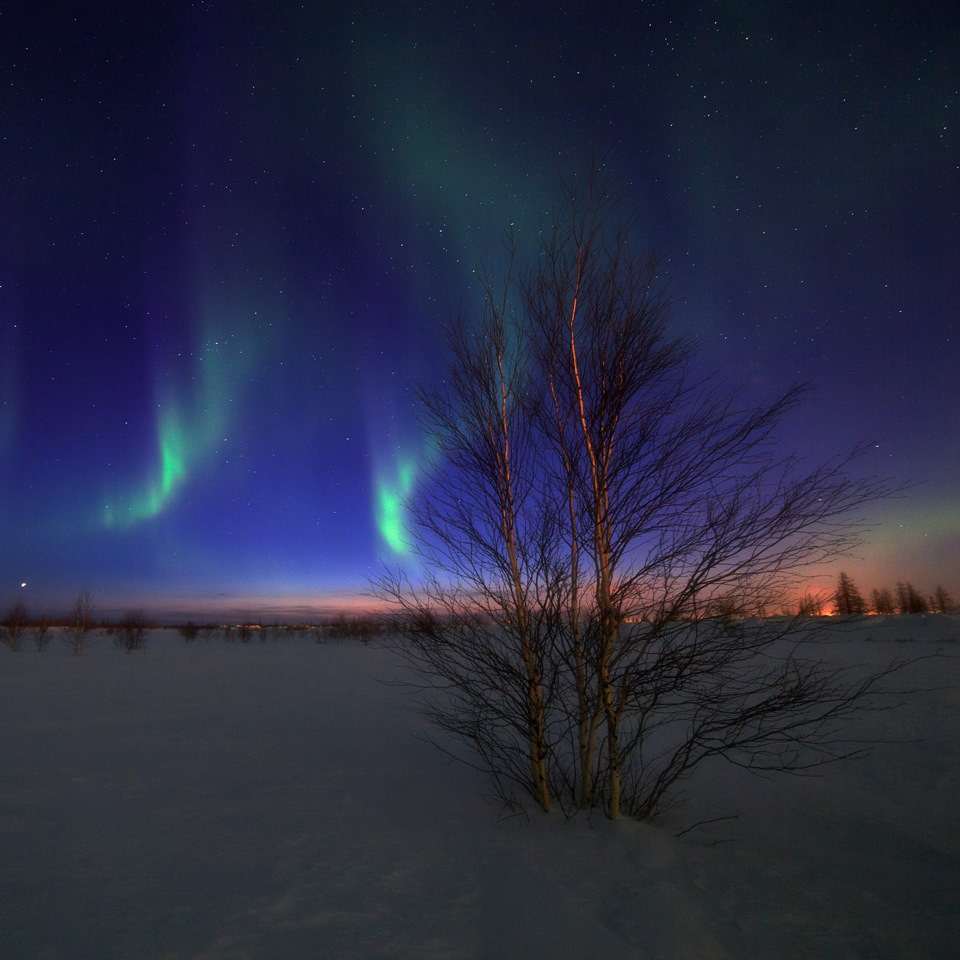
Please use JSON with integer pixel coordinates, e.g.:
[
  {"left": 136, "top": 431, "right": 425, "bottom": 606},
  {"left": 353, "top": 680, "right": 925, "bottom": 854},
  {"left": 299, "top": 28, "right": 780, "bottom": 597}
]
[
  {"left": 374, "top": 455, "right": 418, "bottom": 557},
  {"left": 353, "top": 29, "right": 553, "bottom": 562},
  {"left": 102, "top": 320, "right": 260, "bottom": 529}
]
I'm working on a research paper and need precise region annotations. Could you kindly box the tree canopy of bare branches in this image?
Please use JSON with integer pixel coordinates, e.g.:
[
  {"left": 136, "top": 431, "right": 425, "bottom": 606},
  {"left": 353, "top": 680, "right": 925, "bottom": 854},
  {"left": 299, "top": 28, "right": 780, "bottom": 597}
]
[
  {"left": 62, "top": 591, "right": 95, "bottom": 656},
  {"left": 0, "top": 598, "right": 29, "bottom": 652},
  {"left": 377, "top": 166, "right": 903, "bottom": 821}
]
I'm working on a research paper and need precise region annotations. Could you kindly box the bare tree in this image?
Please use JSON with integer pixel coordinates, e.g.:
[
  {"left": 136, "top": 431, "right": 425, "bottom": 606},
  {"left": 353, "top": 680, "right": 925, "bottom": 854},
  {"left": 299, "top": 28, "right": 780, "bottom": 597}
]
[
  {"left": 1, "top": 598, "right": 29, "bottom": 652},
  {"left": 796, "top": 593, "right": 824, "bottom": 617},
  {"left": 930, "top": 585, "right": 955, "bottom": 614},
  {"left": 378, "top": 167, "right": 902, "bottom": 821},
  {"left": 31, "top": 617, "right": 52, "bottom": 651},
  {"left": 323, "top": 614, "right": 385, "bottom": 641},
  {"left": 116, "top": 610, "right": 151, "bottom": 651},
  {"left": 381, "top": 257, "right": 554, "bottom": 812},
  {"left": 870, "top": 586, "right": 895, "bottom": 615},
  {"left": 62, "top": 591, "right": 95, "bottom": 656},
  {"left": 833, "top": 572, "right": 867, "bottom": 616}
]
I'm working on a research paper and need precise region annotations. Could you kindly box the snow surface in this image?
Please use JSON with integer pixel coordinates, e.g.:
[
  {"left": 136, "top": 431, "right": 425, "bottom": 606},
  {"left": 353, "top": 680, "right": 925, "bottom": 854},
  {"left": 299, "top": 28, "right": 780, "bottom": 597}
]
[{"left": 1, "top": 617, "right": 958, "bottom": 959}]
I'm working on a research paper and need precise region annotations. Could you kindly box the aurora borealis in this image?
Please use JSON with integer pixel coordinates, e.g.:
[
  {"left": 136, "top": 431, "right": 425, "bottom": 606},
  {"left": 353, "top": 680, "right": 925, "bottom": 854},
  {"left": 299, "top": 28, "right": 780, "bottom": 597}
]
[{"left": 1, "top": 2, "right": 957, "bottom": 619}]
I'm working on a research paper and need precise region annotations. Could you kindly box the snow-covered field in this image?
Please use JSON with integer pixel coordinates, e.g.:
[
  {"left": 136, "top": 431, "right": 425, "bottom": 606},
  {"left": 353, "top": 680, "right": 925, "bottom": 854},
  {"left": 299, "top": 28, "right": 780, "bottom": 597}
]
[{"left": 1, "top": 616, "right": 958, "bottom": 959}]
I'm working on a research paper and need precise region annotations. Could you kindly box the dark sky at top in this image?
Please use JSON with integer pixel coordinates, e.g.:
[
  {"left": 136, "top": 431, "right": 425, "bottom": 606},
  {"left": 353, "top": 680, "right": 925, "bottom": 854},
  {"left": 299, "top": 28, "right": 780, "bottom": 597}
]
[{"left": 1, "top": 1, "right": 957, "bottom": 618}]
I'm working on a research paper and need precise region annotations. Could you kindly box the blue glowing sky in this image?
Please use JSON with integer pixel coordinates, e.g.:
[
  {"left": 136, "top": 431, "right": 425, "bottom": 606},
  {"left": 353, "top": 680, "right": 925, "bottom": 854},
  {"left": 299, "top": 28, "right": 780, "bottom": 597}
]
[{"left": 1, "top": 2, "right": 957, "bottom": 619}]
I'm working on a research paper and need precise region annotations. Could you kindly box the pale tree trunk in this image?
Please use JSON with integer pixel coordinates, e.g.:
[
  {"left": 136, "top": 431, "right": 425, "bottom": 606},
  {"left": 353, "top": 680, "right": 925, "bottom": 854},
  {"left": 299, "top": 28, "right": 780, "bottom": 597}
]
[
  {"left": 565, "top": 248, "right": 624, "bottom": 818},
  {"left": 495, "top": 334, "right": 552, "bottom": 813},
  {"left": 386, "top": 164, "right": 902, "bottom": 822},
  {"left": 548, "top": 368, "right": 599, "bottom": 809},
  {"left": 596, "top": 540, "right": 621, "bottom": 819}
]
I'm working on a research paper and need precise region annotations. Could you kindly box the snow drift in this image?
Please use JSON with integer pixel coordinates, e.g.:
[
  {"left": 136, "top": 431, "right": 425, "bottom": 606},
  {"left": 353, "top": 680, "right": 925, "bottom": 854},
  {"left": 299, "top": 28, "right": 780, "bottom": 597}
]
[{"left": 1, "top": 616, "right": 957, "bottom": 959}]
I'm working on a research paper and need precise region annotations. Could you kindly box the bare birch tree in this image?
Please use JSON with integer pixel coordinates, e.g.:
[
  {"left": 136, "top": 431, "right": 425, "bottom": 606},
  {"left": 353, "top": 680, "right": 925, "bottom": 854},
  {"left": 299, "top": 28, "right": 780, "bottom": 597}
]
[
  {"left": 30, "top": 617, "right": 52, "bottom": 651},
  {"left": 379, "top": 262, "right": 556, "bottom": 812},
  {"left": 379, "top": 167, "right": 902, "bottom": 821},
  {"left": 62, "top": 591, "right": 95, "bottom": 656},
  {"left": 117, "top": 610, "right": 151, "bottom": 651},
  {"left": 1, "top": 598, "right": 28, "bottom": 652}
]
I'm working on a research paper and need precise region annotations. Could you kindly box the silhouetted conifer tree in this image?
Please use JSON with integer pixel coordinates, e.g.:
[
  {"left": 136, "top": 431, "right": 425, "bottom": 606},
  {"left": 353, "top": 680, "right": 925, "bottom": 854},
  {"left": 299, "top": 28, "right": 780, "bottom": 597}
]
[
  {"left": 896, "top": 581, "right": 928, "bottom": 614},
  {"left": 931, "top": 585, "right": 955, "bottom": 614},
  {"left": 834, "top": 572, "right": 867, "bottom": 615},
  {"left": 870, "top": 587, "right": 895, "bottom": 615}
]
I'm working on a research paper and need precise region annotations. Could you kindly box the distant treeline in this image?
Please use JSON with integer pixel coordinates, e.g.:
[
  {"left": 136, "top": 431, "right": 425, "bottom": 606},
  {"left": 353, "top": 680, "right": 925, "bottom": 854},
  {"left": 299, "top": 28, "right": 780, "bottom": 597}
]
[
  {"left": 0, "top": 594, "right": 388, "bottom": 654},
  {"left": 2, "top": 576, "right": 955, "bottom": 655},
  {"left": 175, "top": 613, "right": 386, "bottom": 643},
  {"left": 795, "top": 573, "right": 955, "bottom": 617}
]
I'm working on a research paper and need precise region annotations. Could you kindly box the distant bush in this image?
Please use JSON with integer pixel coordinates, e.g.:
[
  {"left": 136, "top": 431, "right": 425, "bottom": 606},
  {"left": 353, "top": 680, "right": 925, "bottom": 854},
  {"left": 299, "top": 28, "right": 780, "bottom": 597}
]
[
  {"left": 61, "top": 592, "right": 96, "bottom": 656},
  {"left": 115, "top": 611, "right": 152, "bottom": 651},
  {"left": 30, "top": 618, "right": 53, "bottom": 652},
  {"left": 0, "top": 599, "right": 29, "bottom": 652},
  {"left": 319, "top": 613, "right": 385, "bottom": 642},
  {"left": 797, "top": 593, "right": 825, "bottom": 617}
]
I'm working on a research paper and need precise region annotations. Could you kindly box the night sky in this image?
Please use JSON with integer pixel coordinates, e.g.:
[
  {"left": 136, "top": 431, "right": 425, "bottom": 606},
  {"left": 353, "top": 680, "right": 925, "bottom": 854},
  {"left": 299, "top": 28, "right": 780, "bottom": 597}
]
[{"left": 2, "top": 2, "right": 957, "bottom": 619}]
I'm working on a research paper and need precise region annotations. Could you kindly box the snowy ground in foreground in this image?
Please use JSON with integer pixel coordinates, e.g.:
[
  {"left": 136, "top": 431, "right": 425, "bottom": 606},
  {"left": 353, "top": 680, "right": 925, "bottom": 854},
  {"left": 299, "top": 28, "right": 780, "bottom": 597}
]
[{"left": 1, "top": 617, "right": 958, "bottom": 960}]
